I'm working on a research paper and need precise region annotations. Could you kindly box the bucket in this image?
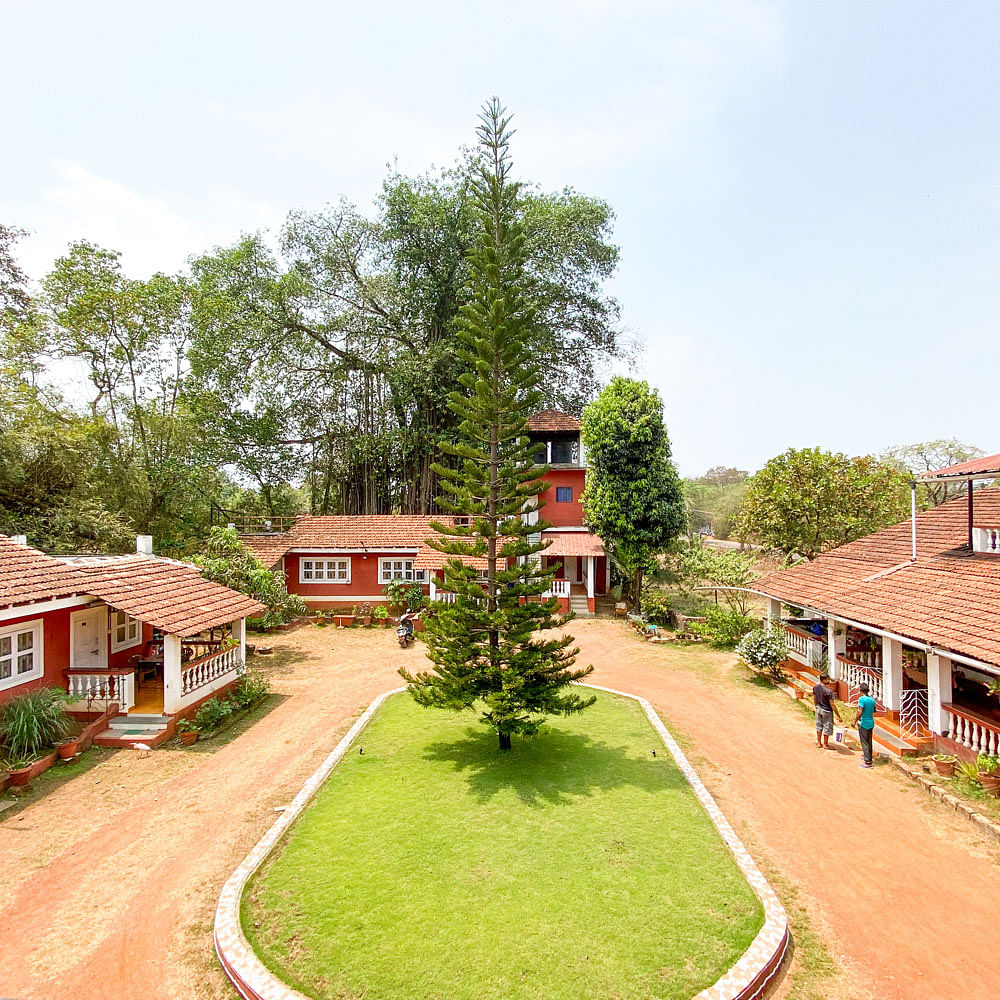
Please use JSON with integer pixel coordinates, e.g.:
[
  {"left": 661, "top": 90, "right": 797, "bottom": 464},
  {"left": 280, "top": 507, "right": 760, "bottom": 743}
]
[{"left": 833, "top": 727, "right": 847, "bottom": 744}]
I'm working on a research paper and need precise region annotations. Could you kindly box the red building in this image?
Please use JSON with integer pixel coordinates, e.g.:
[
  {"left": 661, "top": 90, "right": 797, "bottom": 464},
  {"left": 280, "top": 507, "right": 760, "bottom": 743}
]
[
  {"left": 0, "top": 534, "right": 263, "bottom": 748},
  {"left": 239, "top": 410, "right": 608, "bottom": 615}
]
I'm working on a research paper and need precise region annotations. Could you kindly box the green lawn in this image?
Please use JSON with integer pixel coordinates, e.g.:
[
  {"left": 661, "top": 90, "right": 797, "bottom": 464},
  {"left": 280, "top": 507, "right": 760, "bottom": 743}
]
[{"left": 243, "top": 692, "right": 763, "bottom": 1000}]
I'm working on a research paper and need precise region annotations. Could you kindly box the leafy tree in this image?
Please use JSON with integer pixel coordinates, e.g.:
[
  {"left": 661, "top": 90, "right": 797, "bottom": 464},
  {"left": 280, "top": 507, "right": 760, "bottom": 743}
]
[
  {"left": 684, "top": 466, "right": 748, "bottom": 540},
  {"left": 882, "top": 439, "right": 985, "bottom": 506},
  {"left": 193, "top": 527, "right": 306, "bottom": 627},
  {"left": 581, "top": 377, "right": 685, "bottom": 611},
  {"left": 399, "top": 99, "right": 594, "bottom": 752},
  {"left": 677, "top": 536, "right": 758, "bottom": 615},
  {"left": 735, "top": 447, "right": 910, "bottom": 559}
]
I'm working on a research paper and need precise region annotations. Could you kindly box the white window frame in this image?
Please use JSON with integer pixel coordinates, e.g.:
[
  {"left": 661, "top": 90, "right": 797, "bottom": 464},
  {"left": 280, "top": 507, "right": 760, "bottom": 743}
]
[
  {"left": 300, "top": 557, "right": 352, "bottom": 584},
  {"left": 110, "top": 610, "right": 142, "bottom": 653},
  {"left": 378, "top": 558, "right": 426, "bottom": 584},
  {"left": 0, "top": 620, "right": 44, "bottom": 691}
]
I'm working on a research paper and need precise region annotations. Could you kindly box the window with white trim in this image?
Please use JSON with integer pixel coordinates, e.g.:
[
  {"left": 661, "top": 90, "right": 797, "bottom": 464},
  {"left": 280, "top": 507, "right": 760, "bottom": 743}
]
[
  {"left": 0, "top": 620, "right": 43, "bottom": 690},
  {"left": 379, "top": 558, "right": 425, "bottom": 584},
  {"left": 110, "top": 610, "right": 141, "bottom": 652},
  {"left": 300, "top": 558, "right": 351, "bottom": 584}
]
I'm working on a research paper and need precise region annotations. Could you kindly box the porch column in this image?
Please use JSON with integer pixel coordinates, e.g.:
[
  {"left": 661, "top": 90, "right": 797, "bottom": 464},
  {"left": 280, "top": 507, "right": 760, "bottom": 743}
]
[
  {"left": 926, "top": 653, "right": 953, "bottom": 735},
  {"left": 827, "top": 619, "right": 846, "bottom": 682},
  {"left": 766, "top": 598, "right": 781, "bottom": 626},
  {"left": 235, "top": 617, "right": 246, "bottom": 666},
  {"left": 882, "top": 636, "right": 904, "bottom": 712},
  {"left": 162, "top": 634, "right": 184, "bottom": 715},
  {"left": 429, "top": 576, "right": 438, "bottom": 600},
  {"left": 586, "top": 556, "right": 595, "bottom": 608}
]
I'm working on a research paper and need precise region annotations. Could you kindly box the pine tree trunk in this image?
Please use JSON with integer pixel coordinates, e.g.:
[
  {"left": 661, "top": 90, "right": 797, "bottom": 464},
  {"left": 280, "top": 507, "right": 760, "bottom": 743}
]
[{"left": 498, "top": 731, "right": 512, "bottom": 751}]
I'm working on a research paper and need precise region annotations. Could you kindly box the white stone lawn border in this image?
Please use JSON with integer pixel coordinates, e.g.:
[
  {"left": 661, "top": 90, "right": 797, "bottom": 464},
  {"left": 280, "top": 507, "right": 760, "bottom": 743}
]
[{"left": 214, "top": 683, "right": 790, "bottom": 1000}]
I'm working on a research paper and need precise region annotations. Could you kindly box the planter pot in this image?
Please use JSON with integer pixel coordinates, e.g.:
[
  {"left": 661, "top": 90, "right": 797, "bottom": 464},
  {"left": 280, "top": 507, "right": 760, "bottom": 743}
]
[
  {"left": 57, "top": 739, "right": 82, "bottom": 761},
  {"left": 978, "top": 771, "right": 1000, "bottom": 795},
  {"left": 334, "top": 616, "right": 355, "bottom": 628},
  {"left": 932, "top": 758, "right": 957, "bottom": 777},
  {"left": 361, "top": 617, "right": 372, "bottom": 627},
  {"left": 178, "top": 730, "right": 199, "bottom": 746},
  {"left": 7, "top": 751, "right": 59, "bottom": 787}
]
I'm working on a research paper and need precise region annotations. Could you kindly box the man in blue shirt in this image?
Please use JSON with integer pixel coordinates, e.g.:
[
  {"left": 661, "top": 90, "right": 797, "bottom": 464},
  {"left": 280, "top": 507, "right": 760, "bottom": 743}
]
[{"left": 856, "top": 682, "right": 876, "bottom": 768}]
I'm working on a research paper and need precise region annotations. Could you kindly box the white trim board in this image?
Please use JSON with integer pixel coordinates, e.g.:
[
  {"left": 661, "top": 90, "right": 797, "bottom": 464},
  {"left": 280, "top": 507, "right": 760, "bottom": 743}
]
[{"left": 0, "top": 594, "right": 94, "bottom": 624}]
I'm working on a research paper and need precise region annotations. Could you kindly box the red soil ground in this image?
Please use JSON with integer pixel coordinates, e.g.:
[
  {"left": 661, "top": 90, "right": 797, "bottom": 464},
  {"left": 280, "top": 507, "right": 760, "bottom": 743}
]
[{"left": 1, "top": 619, "right": 998, "bottom": 1000}]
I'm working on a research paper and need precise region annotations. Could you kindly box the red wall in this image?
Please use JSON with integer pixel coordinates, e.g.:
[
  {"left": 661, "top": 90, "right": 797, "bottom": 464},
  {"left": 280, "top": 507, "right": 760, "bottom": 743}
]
[
  {"left": 538, "top": 469, "right": 587, "bottom": 527},
  {"left": 0, "top": 604, "right": 156, "bottom": 706},
  {"left": 283, "top": 551, "right": 432, "bottom": 607}
]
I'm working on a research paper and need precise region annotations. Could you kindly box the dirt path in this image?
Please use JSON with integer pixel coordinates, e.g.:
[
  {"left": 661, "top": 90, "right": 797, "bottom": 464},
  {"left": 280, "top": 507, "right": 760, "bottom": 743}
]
[
  {"left": 2, "top": 620, "right": 998, "bottom": 1000},
  {"left": 572, "top": 619, "right": 1000, "bottom": 1000}
]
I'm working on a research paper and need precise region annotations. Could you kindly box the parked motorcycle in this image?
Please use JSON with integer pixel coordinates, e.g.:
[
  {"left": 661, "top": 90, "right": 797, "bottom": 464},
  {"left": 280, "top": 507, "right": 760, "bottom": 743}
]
[{"left": 396, "top": 608, "right": 420, "bottom": 648}]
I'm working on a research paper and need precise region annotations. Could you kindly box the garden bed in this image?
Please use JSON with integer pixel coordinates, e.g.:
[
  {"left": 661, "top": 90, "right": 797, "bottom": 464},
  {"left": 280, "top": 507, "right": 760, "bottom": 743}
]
[{"left": 242, "top": 692, "right": 764, "bottom": 1000}]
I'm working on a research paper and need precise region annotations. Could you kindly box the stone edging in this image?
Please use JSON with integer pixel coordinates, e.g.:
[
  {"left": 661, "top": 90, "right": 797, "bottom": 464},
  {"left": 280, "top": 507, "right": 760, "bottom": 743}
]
[
  {"left": 889, "top": 757, "right": 1000, "bottom": 845},
  {"left": 214, "top": 684, "right": 789, "bottom": 1000}
]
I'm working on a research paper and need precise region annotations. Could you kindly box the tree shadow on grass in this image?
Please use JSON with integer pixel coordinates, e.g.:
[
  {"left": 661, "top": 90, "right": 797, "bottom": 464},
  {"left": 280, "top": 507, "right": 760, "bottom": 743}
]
[{"left": 422, "top": 725, "right": 690, "bottom": 807}]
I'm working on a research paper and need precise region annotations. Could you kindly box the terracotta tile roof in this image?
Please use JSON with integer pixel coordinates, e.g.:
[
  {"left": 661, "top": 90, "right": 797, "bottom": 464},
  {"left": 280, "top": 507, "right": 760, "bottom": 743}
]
[
  {"left": 919, "top": 452, "right": 1000, "bottom": 481},
  {"left": 239, "top": 516, "right": 491, "bottom": 572},
  {"left": 756, "top": 487, "right": 1000, "bottom": 667},
  {"left": 0, "top": 535, "right": 91, "bottom": 609},
  {"left": 63, "top": 555, "right": 266, "bottom": 637},
  {"left": 526, "top": 409, "right": 581, "bottom": 433},
  {"left": 541, "top": 530, "right": 605, "bottom": 557}
]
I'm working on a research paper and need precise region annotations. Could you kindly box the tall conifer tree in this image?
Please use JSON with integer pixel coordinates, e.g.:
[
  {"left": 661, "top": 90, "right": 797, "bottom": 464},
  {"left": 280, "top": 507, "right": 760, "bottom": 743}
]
[{"left": 399, "top": 99, "right": 594, "bottom": 751}]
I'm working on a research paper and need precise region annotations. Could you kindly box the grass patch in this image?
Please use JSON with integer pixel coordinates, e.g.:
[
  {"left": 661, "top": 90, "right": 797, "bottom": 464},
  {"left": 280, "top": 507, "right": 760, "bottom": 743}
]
[{"left": 244, "top": 692, "right": 763, "bottom": 1000}]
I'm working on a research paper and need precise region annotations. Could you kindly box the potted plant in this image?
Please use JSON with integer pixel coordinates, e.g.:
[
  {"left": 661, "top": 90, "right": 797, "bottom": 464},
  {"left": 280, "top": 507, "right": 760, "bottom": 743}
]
[
  {"left": 977, "top": 754, "right": 1000, "bottom": 795},
  {"left": 0, "top": 687, "right": 75, "bottom": 776},
  {"left": 374, "top": 604, "right": 389, "bottom": 627},
  {"left": 931, "top": 753, "right": 957, "bottom": 777},
  {"left": 359, "top": 602, "right": 373, "bottom": 626},
  {"left": 176, "top": 718, "right": 199, "bottom": 746},
  {"left": 56, "top": 735, "right": 83, "bottom": 761}
]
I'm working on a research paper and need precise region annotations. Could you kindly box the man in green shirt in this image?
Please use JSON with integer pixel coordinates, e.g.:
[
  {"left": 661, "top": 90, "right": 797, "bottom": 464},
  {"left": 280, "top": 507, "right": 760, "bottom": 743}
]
[{"left": 856, "top": 682, "right": 876, "bottom": 768}]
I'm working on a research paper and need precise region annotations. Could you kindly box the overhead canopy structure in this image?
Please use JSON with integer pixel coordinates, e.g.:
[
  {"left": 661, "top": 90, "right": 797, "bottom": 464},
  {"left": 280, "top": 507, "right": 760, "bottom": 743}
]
[
  {"left": 918, "top": 453, "right": 1000, "bottom": 483},
  {"left": 540, "top": 530, "right": 605, "bottom": 557}
]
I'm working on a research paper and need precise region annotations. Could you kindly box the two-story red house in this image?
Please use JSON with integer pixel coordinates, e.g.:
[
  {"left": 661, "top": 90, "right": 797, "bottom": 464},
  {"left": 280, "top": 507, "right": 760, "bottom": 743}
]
[{"left": 238, "top": 411, "right": 608, "bottom": 616}]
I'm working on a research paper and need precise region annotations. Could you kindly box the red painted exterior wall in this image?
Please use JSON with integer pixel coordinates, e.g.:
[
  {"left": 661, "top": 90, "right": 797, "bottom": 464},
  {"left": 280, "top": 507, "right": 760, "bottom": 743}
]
[
  {"left": 537, "top": 469, "right": 587, "bottom": 527},
  {"left": 283, "top": 551, "right": 433, "bottom": 607},
  {"left": 0, "top": 603, "right": 156, "bottom": 706}
]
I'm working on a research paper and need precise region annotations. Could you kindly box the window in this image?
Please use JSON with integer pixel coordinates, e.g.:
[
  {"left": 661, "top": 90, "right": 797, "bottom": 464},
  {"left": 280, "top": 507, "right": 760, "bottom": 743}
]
[
  {"left": 0, "top": 621, "right": 42, "bottom": 690},
  {"left": 379, "top": 558, "right": 426, "bottom": 584},
  {"left": 555, "top": 486, "right": 573, "bottom": 503},
  {"left": 300, "top": 558, "right": 351, "bottom": 584},
  {"left": 111, "top": 610, "right": 141, "bottom": 652},
  {"left": 551, "top": 439, "right": 574, "bottom": 464}
]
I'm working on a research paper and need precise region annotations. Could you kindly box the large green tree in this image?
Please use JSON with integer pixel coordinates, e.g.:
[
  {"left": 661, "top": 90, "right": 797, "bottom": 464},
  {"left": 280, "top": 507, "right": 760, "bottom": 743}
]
[
  {"left": 581, "top": 377, "right": 685, "bottom": 611},
  {"left": 399, "top": 99, "right": 594, "bottom": 752},
  {"left": 882, "top": 439, "right": 984, "bottom": 507},
  {"left": 188, "top": 154, "right": 622, "bottom": 515},
  {"left": 736, "top": 447, "right": 911, "bottom": 559}
]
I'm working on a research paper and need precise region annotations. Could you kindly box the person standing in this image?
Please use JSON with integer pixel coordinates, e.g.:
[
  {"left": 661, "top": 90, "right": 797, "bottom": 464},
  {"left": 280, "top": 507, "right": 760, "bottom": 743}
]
[
  {"left": 856, "top": 681, "right": 876, "bottom": 768},
  {"left": 813, "top": 672, "right": 842, "bottom": 749}
]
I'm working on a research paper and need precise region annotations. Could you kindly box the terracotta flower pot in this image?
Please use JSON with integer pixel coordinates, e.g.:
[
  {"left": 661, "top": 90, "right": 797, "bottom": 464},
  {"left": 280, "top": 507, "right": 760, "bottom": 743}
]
[
  {"left": 57, "top": 739, "right": 81, "bottom": 761},
  {"left": 978, "top": 770, "right": 1000, "bottom": 795},
  {"left": 178, "top": 730, "right": 198, "bottom": 746},
  {"left": 7, "top": 751, "right": 58, "bottom": 787},
  {"left": 932, "top": 758, "right": 956, "bottom": 777}
]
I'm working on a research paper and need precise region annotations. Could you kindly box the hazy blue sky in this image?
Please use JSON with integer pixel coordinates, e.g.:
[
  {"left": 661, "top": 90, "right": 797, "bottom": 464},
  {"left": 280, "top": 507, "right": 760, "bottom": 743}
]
[{"left": 3, "top": 1, "right": 998, "bottom": 475}]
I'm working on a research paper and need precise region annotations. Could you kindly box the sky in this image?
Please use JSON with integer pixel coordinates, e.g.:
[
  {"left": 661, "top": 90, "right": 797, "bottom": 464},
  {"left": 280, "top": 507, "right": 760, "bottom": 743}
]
[{"left": 3, "top": 0, "right": 999, "bottom": 476}]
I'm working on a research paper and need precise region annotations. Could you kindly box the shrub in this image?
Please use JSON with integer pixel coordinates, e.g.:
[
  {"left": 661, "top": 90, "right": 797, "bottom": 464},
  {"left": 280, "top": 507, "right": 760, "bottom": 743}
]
[
  {"left": 737, "top": 625, "right": 788, "bottom": 677},
  {"left": 374, "top": 604, "right": 388, "bottom": 621},
  {"left": 0, "top": 687, "right": 75, "bottom": 764},
  {"left": 383, "top": 580, "right": 425, "bottom": 613},
  {"left": 689, "top": 606, "right": 756, "bottom": 648},
  {"left": 640, "top": 586, "right": 673, "bottom": 626},
  {"left": 231, "top": 670, "right": 270, "bottom": 710},
  {"left": 194, "top": 696, "right": 235, "bottom": 733}
]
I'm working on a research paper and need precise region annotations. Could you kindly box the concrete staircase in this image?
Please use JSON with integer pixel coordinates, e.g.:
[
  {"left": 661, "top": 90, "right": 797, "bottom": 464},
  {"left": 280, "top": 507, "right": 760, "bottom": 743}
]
[
  {"left": 568, "top": 593, "right": 593, "bottom": 618},
  {"left": 94, "top": 714, "right": 173, "bottom": 749}
]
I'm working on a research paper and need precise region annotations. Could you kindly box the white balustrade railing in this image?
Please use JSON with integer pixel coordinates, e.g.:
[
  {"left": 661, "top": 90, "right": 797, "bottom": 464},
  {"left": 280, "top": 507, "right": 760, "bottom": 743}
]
[
  {"left": 545, "top": 579, "right": 570, "bottom": 599},
  {"left": 845, "top": 647, "right": 881, "bottom": 669},
  {"left": 181, "top": 645, "right": 242, "bottom": 697},
  {"left": 973, "top": 527, "right": 1000, "bottom": 554},
  {"left": 838, "top": 657, "right": 884, "bottom": 707},
  {"left": 946, "top": 706, "right": 1000, "bottom": 756},
  {"left": 783, "top": 626, "right": 826, "bottom": 670},
  {"left": 66, "top": 670, "right": 135, "bottom": 713},
  {"left": 436, "top": 591, "right": 457, "bottom": 604}
]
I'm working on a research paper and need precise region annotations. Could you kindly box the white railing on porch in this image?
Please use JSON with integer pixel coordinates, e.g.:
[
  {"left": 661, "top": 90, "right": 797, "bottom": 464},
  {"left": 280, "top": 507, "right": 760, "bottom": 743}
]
[
  {"left": 181, "top": 646, "right": 242, "bottom": 698},
  {"left": 972, "top": 527, "right": 1000, "bottom": 554},
  {"left": 838, "top": 656, "right": 884, "bottom": 707},
  {"left": 66, "top": 669, "right": 135, "bottom": 713},
  {"left": 545, "top": 579, "right": 571, "bottom": 599},
  {"left": 783, "top": 626, "right": 826, "bottom": 671},
  {"left": 436, "top": 591, "right": 457, "bottom": 604},
  {"left": 900, "top": 688, "right": 930, "bottom": 740},
  {"left": 946, "top": 705, "right": 1000, "bottom": 756}
]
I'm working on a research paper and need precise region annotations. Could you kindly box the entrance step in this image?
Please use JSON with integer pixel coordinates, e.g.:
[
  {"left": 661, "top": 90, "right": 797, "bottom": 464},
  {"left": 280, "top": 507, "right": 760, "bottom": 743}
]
[
  {"left": 95, "top": 714, "right": 174, "bottom": 749},
  {"left": 872, "top": 723, "right": 918, "bottom": 758}
]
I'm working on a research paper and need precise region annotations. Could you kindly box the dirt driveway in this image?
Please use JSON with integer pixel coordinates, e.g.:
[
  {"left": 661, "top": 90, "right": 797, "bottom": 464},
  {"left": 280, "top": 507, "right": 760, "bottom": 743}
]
[{"left": 2, "top": 619, "right": 998, "bottom": 1000}]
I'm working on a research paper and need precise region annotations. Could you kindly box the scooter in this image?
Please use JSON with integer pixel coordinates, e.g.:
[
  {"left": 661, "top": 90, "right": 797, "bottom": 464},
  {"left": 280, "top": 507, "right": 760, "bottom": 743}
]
[{"left": 396, "top": 608, "right": 420, "bottom": 648}]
